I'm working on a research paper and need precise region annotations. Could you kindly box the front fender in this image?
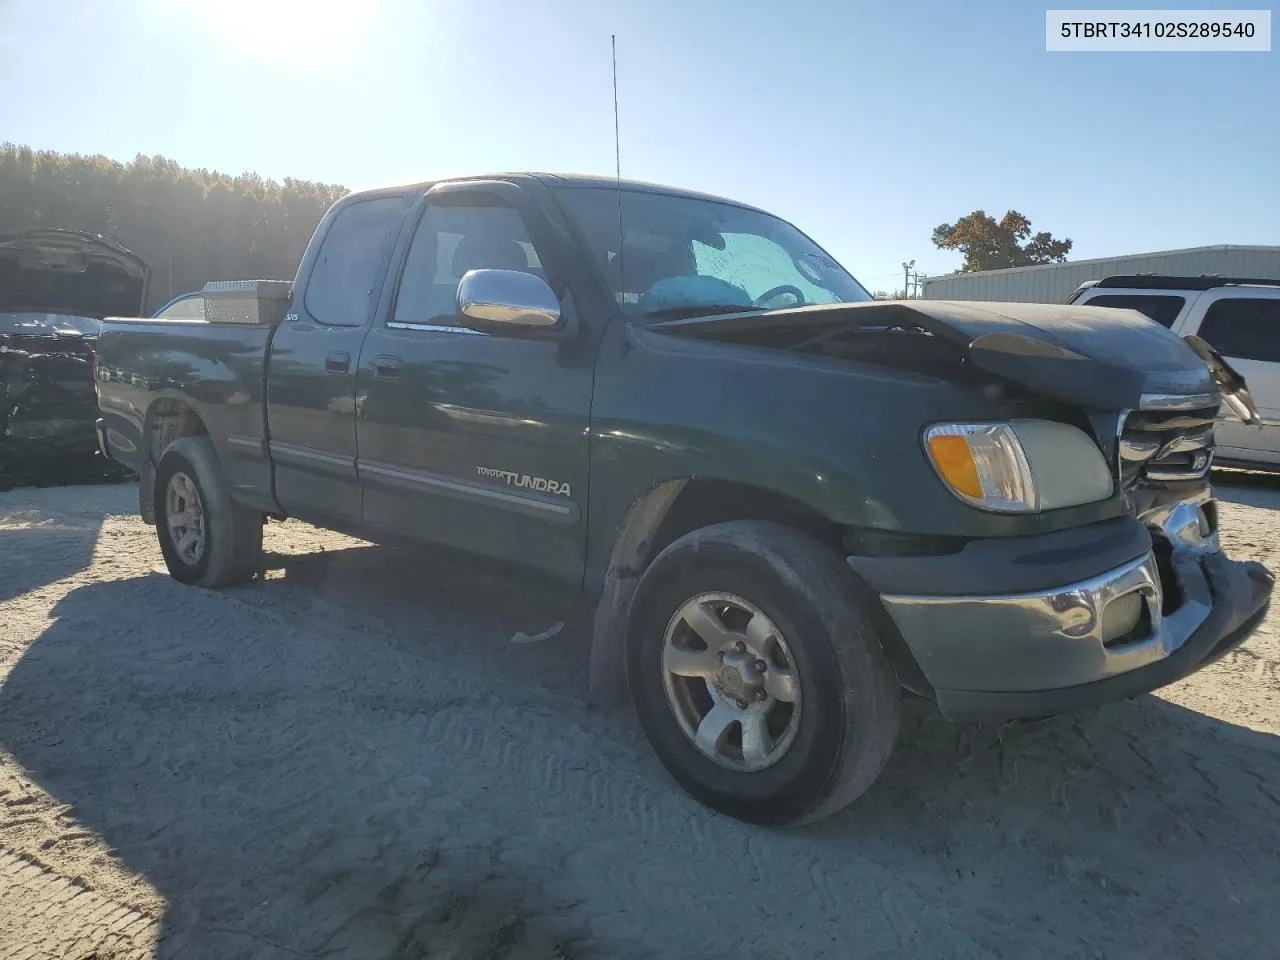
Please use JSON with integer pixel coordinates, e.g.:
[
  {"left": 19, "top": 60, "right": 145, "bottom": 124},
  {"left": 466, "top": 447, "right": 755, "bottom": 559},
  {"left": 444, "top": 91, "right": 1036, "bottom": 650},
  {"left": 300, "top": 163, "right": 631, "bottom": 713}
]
[
  {"left": 589, "top": 323, "right": 1126, "bottom": 548},
  {"left": 587, "top": 480, "right": 685, "bottom": 710}
]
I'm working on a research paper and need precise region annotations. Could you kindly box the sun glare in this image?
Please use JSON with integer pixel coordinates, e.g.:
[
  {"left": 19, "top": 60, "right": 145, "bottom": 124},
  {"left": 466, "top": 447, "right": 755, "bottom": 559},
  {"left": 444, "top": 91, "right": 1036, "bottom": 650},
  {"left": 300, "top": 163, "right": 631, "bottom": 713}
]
[{"left": 167, "top": 0, "right": 369, "bottom": 56}]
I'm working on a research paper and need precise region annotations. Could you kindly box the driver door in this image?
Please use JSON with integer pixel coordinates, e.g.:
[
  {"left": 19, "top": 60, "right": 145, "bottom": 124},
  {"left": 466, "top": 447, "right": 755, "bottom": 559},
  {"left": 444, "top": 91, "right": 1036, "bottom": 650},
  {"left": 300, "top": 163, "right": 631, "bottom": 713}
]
[{"left": 356, "top": 184, "right": 595, "bottom": 587}]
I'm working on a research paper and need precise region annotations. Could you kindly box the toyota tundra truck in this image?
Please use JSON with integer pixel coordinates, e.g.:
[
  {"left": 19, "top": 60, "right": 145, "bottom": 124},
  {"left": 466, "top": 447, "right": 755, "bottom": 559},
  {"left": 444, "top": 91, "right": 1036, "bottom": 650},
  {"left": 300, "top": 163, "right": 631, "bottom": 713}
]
[{"left": 93, "top": 174, "right": 1273, "bottom": 825}]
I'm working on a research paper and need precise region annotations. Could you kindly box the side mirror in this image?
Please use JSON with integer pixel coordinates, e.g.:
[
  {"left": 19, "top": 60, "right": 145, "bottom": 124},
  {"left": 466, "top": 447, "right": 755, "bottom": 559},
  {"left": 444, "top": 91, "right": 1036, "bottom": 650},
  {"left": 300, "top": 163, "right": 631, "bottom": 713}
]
[
  {"left": 457, "top": 269, "right": 561, "bottom": 330},
  {"left": 1184, "top": 334, "right": 1262, "bottom": 426}
]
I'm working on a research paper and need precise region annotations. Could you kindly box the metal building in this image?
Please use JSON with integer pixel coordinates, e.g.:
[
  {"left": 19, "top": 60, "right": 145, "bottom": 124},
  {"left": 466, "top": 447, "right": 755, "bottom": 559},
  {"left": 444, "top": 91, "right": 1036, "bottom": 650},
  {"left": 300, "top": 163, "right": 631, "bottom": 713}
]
[{"left": 920, "top": 245, "right": 1280, "bottom": 303}]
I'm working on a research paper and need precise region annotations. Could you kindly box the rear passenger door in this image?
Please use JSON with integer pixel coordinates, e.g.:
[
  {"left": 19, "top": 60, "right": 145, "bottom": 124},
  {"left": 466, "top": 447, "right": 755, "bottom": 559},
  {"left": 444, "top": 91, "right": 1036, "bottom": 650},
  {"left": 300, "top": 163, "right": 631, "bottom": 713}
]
[
  {"left": 267, "top": 193, "right": 409, "bottom": 523},
  {"left": 1183, "top": 291, "right": 1280, "bottom": 466}
]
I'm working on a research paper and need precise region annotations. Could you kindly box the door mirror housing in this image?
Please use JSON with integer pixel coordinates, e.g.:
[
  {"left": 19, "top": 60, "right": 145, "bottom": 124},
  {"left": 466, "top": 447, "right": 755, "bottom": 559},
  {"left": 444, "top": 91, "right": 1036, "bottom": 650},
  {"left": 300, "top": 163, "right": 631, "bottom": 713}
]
[
  {"left": 457, "top": 269, "right": 561, "bottom": 331},
  {"left": 1184, "top": 334, "right": 1262, "bottom": 426}
]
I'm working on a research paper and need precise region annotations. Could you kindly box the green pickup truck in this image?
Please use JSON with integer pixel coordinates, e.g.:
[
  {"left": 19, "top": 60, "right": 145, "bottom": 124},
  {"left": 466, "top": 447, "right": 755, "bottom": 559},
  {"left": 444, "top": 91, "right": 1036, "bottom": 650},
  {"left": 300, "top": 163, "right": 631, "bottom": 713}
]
[{"left": 95, "top": 174, "right": 1273, "bottom": 825}]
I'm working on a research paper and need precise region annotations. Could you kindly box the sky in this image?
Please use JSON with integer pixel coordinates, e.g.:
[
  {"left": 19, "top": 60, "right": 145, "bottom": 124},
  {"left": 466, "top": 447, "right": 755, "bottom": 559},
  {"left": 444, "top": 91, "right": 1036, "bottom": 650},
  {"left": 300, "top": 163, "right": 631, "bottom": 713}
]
[{"left": 0, "top": 0, "right": 1276, "bottom": 292}]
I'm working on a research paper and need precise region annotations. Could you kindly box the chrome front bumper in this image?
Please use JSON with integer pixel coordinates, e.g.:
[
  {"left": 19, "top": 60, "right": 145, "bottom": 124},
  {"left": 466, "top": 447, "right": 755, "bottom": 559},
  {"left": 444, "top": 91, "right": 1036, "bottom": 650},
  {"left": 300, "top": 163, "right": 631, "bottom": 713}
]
[
  {"left": 849, "top": 497, "right": 1273, "bottom": 720},
  {"left": 880, "top": 552, "right": 1175, "bottom": 695}
]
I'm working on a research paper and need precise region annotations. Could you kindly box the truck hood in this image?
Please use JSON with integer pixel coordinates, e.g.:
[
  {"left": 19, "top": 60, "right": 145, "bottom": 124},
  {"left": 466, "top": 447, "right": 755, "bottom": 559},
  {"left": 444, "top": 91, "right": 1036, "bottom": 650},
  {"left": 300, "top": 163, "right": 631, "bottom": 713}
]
[
  {"left": 649, "top": 299, "right": 1221, "bottom": 411},
  {"left": 0, "top": 229, "right": 150, "bottom": 319}
]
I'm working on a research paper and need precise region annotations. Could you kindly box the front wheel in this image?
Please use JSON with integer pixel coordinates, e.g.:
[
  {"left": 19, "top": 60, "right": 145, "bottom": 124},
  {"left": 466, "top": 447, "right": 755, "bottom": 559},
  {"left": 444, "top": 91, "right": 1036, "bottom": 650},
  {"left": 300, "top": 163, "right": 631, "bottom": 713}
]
[
  {"left": 154, "top": 436, "right": 262, "bottom": 588},
  {"left": 626, "top": 521, "right": 901, "bottom": 825}
]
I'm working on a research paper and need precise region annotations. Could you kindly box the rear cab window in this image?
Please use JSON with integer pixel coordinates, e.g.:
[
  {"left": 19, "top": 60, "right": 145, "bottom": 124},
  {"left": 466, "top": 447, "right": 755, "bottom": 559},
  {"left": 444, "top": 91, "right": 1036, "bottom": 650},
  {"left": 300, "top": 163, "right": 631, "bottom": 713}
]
[
  {"left": 304, "top": 195, "right": 408, "bottom": 326},
  {"left": 1080, "top": 293, "right": 1187, "bottom": 328},
  {"left": 154, "top": 295, "right": 205, "bottom": 321}
]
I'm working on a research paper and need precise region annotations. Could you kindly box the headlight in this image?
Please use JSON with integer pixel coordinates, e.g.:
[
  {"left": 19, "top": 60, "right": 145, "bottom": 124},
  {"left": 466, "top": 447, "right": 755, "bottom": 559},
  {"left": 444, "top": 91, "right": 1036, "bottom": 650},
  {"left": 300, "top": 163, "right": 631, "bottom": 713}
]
[{"left": 924, "top": 420, "right": 1114, "bottom": 513}]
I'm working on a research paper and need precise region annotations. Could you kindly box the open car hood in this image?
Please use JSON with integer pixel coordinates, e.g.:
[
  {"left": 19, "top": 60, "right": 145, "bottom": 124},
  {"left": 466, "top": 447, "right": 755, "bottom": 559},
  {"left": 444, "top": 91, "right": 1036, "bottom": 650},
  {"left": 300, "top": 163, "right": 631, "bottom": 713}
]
[
  {"left": 649, "top": 299, "right": 1226, "bottom": 411},
  {"left": 0, "top": 229, "right": 150, "bottom": 319}
]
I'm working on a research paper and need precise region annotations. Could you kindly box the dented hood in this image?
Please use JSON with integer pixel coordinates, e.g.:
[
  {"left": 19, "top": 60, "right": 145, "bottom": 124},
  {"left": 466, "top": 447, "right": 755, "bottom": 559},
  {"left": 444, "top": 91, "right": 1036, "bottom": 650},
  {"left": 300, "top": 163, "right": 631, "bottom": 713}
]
[
  {"left": 0, "top": 229, "right": 150, "bottom": 319},
  {"left": 649, "top": 299, "right": 1219, "bottom": 410}
]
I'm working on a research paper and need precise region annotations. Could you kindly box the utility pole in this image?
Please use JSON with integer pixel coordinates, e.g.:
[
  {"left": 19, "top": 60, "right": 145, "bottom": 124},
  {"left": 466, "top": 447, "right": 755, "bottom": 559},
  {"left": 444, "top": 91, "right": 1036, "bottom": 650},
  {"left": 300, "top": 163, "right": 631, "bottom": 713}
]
[{"left": 902, "top": 260, "right": 915, "bottom": 299}]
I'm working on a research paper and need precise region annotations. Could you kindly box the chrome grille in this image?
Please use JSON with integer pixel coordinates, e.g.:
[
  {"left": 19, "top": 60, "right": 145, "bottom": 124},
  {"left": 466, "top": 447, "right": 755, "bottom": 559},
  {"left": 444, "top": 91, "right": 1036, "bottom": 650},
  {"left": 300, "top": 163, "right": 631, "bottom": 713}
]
[{"left": 1118, "top": 404, "right": 1218, "bottom": 488}]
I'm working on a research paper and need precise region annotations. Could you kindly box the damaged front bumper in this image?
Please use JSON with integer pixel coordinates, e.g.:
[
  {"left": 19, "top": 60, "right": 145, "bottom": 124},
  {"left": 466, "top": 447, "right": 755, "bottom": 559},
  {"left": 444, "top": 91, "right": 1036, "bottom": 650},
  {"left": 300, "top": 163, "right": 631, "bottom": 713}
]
[
  {"left": 0, "top": 329, "right": 102, "bottom": 464},
  {"left": 849, "top": 500, "right": 1273, "bottom": 721}
]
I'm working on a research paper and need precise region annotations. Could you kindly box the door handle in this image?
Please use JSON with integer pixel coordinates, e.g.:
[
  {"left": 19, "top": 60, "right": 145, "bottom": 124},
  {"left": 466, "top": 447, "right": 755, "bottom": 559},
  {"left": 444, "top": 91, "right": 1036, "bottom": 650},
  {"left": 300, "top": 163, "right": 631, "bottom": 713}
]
[
  {"left": 374, "top": 355, "right": 403, "bottom": 381},
  {"left": 325, "top": 351, "right": 351, "bottom": 374}
]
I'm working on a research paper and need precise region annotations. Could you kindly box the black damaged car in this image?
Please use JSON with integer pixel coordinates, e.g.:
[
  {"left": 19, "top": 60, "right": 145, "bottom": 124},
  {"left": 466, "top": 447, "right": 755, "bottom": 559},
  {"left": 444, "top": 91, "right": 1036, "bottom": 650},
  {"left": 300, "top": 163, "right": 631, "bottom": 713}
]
[{"left": 0, "top": 228, "right": 149, "bottom": 483}]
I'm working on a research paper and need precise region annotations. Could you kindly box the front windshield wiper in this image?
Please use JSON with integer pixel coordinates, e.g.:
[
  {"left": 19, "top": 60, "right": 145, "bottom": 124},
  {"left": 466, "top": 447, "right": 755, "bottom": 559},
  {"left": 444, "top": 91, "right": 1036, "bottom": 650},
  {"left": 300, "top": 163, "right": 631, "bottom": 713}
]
[{"left": 641, "top": 303, "right": 767, "bottom": 321}]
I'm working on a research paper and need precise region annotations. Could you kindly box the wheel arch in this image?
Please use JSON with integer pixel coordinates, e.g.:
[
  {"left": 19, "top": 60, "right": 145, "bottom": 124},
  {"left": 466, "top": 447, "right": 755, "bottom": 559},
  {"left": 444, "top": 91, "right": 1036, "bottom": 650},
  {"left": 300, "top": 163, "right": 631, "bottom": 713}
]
[
  {"left": 138, "top": 397, "right": 209, "bottom": 524},
  {"left": 587, "top": 477, "right": 927, "bottom": 709}
]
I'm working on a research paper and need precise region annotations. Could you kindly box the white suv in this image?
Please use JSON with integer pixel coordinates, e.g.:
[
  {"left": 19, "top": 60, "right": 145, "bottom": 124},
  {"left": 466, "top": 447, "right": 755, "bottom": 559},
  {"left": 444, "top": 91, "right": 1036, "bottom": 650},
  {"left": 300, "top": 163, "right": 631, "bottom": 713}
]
[{"left": 1066, "top": 276, "right": 1280, "bottom": 470}]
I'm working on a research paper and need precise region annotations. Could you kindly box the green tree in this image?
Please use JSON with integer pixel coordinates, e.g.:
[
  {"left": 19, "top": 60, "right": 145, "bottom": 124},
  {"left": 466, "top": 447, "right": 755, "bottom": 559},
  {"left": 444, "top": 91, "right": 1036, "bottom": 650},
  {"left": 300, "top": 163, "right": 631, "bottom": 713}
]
[
  {"left": 0, "top": 144, "right": 349, "bottom": 311},
  {"left": 931, "top": 210, "right": 1072, "bottom": 273}
]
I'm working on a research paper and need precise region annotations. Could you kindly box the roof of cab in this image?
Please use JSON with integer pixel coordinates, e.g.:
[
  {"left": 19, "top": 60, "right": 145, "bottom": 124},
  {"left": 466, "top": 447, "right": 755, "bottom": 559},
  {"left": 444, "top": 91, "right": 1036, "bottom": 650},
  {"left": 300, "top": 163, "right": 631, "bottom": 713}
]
[{"left": 340, "top": 172, "right": 767, "bottom": 214}]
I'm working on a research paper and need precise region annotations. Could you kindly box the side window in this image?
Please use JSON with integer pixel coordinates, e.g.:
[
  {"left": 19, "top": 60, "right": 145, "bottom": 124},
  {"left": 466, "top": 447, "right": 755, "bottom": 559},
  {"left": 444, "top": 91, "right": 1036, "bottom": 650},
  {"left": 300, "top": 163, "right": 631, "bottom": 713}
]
[
  {"left": 1197, "top": 298, "right": 1280, "bottom": 363},
  {"left": 304, "top": 196, "right": 405, "bottom": 327},
  {"left": 1084, "top": 294, "right": 1186, "bottom": 328},
  {"left": 393, "top": 202, "right": 543, "bottom": 326},
  {"left": 155, "top": 295, "right": 204, "bottom": 321}
]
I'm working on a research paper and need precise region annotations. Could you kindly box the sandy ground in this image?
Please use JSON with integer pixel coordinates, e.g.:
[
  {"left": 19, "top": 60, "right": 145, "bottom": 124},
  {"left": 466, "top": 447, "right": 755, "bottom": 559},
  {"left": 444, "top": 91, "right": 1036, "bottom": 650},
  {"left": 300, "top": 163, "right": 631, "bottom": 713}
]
[{"left": 0, "top": 479, "right": 1278, "bottom": 960}]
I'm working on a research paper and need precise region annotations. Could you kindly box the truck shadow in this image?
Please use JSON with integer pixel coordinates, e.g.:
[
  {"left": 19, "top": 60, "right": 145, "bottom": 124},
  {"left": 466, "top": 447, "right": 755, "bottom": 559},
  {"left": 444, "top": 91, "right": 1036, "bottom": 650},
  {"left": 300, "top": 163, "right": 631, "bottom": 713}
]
[
  {"left": 0, "top": 521, "right": 103, "bottom": 606},
  {"left": 0, "top": 451, "right": 133, "bottom": 493},
  {"left": 1, "top": 550, "right": 1278, "bottom": 957}
]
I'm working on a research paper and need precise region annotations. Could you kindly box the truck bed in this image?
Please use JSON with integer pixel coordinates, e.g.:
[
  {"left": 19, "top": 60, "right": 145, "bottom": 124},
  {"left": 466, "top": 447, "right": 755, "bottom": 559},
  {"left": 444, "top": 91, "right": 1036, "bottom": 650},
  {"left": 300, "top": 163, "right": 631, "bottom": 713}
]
[{"left": 95, "top": 317, "right": 278, "bottom": 514}]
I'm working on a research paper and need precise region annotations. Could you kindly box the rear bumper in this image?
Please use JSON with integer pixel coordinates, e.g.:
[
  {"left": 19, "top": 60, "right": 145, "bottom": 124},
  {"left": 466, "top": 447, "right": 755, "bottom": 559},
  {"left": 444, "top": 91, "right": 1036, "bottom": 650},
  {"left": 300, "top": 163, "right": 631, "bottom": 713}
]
[{"left": 850, "top": 514, "right": 1273, "bottom": 721}]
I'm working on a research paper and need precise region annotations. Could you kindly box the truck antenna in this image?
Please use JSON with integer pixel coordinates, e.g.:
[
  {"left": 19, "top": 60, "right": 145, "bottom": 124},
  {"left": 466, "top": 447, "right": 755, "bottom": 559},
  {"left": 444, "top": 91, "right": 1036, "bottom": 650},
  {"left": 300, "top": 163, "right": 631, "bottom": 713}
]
[{"left": 612, "top": 34, "right": 625, "bottom": 306}]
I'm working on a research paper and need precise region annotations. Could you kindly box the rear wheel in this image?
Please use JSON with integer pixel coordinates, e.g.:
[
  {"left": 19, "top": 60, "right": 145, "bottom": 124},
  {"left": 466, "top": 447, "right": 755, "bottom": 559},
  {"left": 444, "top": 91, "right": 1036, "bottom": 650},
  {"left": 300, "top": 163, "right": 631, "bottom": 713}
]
[
  {"left": 154, "top": 436, "right": 262, "bottom": 587},
  {"left": 627, "top": 521, "right": 901, "bottom": 825}
]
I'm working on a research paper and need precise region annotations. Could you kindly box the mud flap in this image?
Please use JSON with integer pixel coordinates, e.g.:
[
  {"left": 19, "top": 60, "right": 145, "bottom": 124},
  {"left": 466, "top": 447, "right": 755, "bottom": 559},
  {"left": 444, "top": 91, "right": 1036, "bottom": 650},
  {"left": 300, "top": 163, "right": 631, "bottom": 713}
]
[
  {"left": 139, "top": 461, "right": 156, "bottom": 525},
  {"left": 586, "top": 481, "right": 686, "bottom": 711},
  {"left": 588, "top": 574, "right": 636, "bottom": 710}
]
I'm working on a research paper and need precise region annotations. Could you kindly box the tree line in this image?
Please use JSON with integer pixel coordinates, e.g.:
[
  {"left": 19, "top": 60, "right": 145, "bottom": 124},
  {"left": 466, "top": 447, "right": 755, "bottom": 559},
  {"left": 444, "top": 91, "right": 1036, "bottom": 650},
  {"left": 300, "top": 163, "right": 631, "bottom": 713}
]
[
  {"left": 0, "top": 144, "right": 349, "bottom": 313},
  {"left": 1, "top": 143, "right": 1074, "bottom": 304}
]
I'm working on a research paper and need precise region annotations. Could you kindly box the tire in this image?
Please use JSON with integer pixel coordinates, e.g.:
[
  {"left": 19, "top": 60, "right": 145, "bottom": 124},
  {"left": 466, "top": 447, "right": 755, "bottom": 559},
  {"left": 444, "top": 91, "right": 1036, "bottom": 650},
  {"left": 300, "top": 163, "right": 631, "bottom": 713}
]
[
  {"left": 626, "top": 520, "right": 901, "bottom": 826},
  {"left": 154, "top": 436, "right": 262, "bottom": 588}
]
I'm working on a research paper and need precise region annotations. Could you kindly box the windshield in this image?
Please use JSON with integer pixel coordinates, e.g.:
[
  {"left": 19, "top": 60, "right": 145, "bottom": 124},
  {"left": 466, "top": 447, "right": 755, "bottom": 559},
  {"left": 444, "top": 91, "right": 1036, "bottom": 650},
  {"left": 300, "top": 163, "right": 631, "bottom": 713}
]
[
  {"left": 0, "top": 312, "right": 102, "bottom": 337},
  {"left": 553, "top": 187, "right": 871, "bottom": 319}
]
